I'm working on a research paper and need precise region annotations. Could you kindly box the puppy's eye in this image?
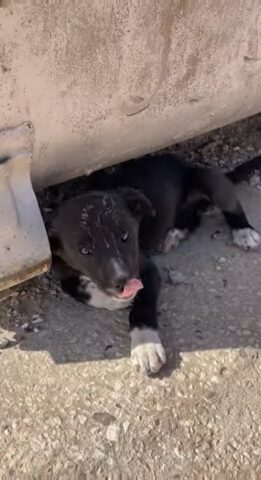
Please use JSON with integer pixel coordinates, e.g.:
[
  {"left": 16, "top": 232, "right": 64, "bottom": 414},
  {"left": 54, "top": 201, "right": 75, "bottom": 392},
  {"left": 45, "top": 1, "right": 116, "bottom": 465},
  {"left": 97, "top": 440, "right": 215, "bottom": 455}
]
[
  {"left": 79, "top": 247, "right": 92, "bottom": 255},
  {"left": 121, "top": 231, "right": 129, "bottom": 242}
]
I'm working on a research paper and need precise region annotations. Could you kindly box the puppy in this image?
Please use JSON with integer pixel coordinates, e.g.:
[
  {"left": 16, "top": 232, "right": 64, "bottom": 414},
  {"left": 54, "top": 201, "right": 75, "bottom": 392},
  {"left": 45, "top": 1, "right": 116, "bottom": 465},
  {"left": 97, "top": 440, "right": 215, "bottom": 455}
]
[{"left": 51, "top": 154, "right": 260, "bottom": 374}]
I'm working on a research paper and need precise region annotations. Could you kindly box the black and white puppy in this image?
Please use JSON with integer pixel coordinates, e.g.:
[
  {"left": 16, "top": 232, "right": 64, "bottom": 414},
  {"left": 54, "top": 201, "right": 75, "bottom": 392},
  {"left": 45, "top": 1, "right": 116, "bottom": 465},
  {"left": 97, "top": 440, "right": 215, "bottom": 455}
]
[{"left": 51, "top": 154, "right": 260, "bottom": 375}]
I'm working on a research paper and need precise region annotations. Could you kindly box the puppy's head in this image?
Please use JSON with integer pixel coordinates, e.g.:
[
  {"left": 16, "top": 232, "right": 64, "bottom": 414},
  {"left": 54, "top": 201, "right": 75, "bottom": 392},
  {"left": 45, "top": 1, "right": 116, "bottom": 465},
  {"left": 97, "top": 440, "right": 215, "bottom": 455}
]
[{"left": 51, "top": 188, "right": 154, "bottom": 299}]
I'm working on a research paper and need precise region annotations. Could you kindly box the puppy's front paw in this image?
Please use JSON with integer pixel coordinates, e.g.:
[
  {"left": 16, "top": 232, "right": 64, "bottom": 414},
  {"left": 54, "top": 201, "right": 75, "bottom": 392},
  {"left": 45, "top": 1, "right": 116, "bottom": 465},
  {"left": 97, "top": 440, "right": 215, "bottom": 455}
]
[
  {"left": 161, "top": 228, "right": 188, "bottom": 253},
  {"left": 130, "top": 328, "right": 166, "bottom": 375},
  {"left": 232, "top": 228, "right": 260, "bottom": 250}
]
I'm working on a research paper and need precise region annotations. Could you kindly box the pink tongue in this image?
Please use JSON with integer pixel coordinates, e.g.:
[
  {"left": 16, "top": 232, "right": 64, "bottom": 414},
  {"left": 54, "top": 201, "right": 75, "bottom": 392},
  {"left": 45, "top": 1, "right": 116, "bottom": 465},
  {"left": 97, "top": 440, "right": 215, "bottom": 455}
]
[{"left": 117, "top": 278, "right": 143, "bottom": 299}]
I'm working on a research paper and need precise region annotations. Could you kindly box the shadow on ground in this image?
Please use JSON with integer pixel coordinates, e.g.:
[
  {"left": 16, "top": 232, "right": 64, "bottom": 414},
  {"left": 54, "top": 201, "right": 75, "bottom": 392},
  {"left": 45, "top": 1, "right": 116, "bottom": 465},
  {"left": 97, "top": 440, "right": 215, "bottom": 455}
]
[{"left": 0, "top": 185, "right": 259, "bottom": 376}]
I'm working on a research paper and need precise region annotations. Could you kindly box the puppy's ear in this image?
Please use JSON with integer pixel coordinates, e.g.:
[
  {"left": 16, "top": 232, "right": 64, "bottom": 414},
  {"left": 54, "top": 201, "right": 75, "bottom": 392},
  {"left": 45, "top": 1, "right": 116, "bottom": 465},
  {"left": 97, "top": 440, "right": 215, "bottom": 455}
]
[{"left": 119, "top": 187, "right": 155, "bottom": 220}]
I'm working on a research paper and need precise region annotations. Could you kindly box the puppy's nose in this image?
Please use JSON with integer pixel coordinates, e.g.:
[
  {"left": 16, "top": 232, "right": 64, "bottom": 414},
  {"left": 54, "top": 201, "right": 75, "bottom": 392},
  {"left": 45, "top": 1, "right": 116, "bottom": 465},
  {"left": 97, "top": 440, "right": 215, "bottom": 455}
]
[
  {"left": 109, "top": 259, "right": 129, "bottom": 292},
  {"left": 111, "top": 273, "right": 128, "bottom": 293}
]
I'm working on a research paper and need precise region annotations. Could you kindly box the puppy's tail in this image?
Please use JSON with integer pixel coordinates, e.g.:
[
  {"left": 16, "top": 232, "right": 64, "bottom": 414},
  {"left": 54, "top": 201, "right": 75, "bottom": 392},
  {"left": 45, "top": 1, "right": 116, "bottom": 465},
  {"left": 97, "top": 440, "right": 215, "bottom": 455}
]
[{"left": 226, "top": 155, "right": 261, "bottom": 183}]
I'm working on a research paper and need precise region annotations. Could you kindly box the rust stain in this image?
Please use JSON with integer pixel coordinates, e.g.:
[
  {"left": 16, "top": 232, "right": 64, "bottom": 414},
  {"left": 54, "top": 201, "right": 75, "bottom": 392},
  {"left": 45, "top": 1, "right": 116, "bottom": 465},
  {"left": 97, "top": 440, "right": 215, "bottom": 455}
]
[{"left": 0, "top": 257, "right": 51, "bottom": 292}]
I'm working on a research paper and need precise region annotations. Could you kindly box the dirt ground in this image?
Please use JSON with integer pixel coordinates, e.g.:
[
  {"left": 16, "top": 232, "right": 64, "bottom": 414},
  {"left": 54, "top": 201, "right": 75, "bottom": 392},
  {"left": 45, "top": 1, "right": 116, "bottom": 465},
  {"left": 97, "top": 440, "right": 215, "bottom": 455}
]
[{"left": 0, "top": 115, "right": 261, "bottom": 479}]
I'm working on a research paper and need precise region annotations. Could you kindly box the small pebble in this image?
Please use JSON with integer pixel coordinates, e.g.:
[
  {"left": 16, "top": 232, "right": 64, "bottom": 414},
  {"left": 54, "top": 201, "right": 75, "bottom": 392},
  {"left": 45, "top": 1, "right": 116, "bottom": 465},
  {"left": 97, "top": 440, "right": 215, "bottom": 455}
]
[
  {"left": 32, "top": 315, "right": 44, "bottom": 324},
  {"left": 106, "top": 424, "right": 120, "bottom": 442},
  {"left": 78, "top": 414, "right": 87, "bottom": 425},
  {"left": 167, "top": 270, "right": 186, "bottom": 285},
  {"left": 21, "top": 322, "right": 29, "bottom": 330},
  {"left": 228, "top": 325, "right": 236, "bottom": 331},
  {"left": 92, "top": 412, "right": 116, "bottom": 426},
  {"left": 218, "top": 257, "right": 226, "bottom": 264},
  {"left": 211, "top": 229, "right": 222, "bottom": 239},
  {"left": 0, "top": 337, "right": 9, "bottom": 349},
  {"left": 242, "top": 329, "right": 251, "bottom": 336}
]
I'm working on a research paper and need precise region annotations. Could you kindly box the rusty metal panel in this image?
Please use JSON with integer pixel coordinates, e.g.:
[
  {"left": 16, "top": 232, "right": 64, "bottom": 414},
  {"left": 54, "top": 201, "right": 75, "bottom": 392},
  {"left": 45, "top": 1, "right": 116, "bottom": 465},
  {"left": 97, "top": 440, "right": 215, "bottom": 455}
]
[{"left": 0, "top": 123, "right": 51, "bottom": 291}]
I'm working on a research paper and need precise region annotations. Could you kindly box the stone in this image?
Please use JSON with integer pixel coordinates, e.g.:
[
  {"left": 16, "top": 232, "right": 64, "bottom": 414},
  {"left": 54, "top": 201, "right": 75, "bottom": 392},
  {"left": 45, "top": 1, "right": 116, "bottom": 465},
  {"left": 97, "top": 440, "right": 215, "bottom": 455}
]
[{"left": 106, "top": 424, "right": 120, "bottom": 442}]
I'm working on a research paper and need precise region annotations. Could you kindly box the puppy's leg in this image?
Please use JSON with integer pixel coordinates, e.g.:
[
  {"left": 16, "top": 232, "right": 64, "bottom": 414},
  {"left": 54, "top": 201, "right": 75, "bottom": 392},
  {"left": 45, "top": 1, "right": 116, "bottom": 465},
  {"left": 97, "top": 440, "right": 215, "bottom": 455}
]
[
  {"left": 191, "top": 167, "right": 260, "bottom": 250},
  {"left": 129, "top": 257, "right": 166, "bottom": 375},
  {"left": 161, "top": 228, "right": 189, "bottom": 253},
  {"left": 224, "top": 210, "right": 260, "bottom": 250},
  {"left": 161, "top": 198, "right": 209, "bottom": 253}
]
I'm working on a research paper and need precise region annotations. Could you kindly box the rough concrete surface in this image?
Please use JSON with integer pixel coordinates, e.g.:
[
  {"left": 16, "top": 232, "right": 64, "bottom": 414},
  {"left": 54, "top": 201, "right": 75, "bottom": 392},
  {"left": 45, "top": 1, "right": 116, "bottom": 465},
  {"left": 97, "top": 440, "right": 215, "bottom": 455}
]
[{"left": 1, "top": 117, "right": 261, "bottom": 478}]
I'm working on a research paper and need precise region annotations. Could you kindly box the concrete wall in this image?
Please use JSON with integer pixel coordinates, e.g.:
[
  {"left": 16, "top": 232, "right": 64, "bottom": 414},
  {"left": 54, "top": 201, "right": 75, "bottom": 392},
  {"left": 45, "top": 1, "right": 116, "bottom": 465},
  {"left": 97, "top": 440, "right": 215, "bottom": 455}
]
[{"left": 1, "top": 0, "right": 261, "bottom": 189}]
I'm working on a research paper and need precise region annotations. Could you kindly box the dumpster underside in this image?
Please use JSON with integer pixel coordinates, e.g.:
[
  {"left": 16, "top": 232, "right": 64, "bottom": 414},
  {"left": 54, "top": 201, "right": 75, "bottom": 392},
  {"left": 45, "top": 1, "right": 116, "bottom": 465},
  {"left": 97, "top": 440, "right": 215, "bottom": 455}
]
[{"left": 0, "top": 123, "right": 51, "bottom": 292}]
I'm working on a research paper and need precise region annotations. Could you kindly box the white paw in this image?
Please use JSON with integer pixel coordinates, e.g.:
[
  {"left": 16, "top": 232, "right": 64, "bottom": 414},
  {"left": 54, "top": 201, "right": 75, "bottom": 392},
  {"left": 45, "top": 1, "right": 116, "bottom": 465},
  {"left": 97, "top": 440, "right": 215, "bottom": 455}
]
[
  {"left": 232, "top": 228, "right": 260, "bottom": 250},
  {"left": 161, "top": 228, "right": 188, "bottom": 253},
  {"left": 130, "top": 328, "right": 166, "bottom": 375}
]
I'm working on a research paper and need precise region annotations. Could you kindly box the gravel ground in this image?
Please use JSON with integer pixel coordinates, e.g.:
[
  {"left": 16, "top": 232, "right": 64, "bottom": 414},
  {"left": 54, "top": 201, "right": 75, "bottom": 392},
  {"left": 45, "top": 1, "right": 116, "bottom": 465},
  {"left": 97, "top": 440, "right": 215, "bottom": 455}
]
[{"left": 0, "top": 115, "right": 261, "bottom": 478}]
